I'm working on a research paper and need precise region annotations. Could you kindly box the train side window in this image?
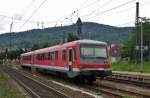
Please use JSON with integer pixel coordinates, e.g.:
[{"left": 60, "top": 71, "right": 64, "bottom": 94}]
[
  {"left": 51, "top": 52, "right": 54, "bottom": 61},
  {"left": 69, "top": 49, "right": 72, "bottom": 62},
  {"left": 37, "top": 54, "right": 40, "bottom": 60},
  {"left": 42, "top": 53, "right": 45, "bottom": 60},
  {"left": 73, "top": 48, "right": 76, "bottom": 60},
  {"left": 62, "top": 50, "right": 66, "bottom": 61},
  {"left": 23, "top": 55, "right": 31, "bottom": 61},
  {"left": 39, "top": 54, "right": 42, "bottom": 60},
  {"left": 48, "top": 52, "right": 51, "bottom": 60},
  {"left": 54, "top": 51, "right": 58, "bottom": 61},
  {"left": 36, "top": 55, "right": 38, "bottom": 60},
  {"left": 29, "top": 55, "right": 32, "bottom": 61}
]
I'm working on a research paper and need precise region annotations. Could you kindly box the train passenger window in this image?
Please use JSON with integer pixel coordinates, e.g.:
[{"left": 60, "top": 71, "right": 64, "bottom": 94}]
[
  {"left": 37, "top": 54, "right": 40, "bottom": 60},
  {"left": 48, "top": 52, "right": 51, "bottom": 60},
  {"left": 51, "top": 52, "right": 54, "bottom": 60},
  {"left": 29, "top": 55, "right": 32, "bottom": 61},
  {"left": 54, "top": 51, "right": 58, "bottom": 61},
  {"left": 41, "top": 53, "right": 45, "bottom": 60},
  {"left": 36, "top": 55, "right": 38, "bottom": 60},
  {"left": 73, "top": 48, "right": 76, "bottom": 60},
  {"left": 23, "top": 55, "right": 31, "bottom": 61},
  {"left": 62, "top": 50, "right": 66, "bottom": 61},
  {"left": 69, "top": 49, "right": 72, "bottom": 62}
]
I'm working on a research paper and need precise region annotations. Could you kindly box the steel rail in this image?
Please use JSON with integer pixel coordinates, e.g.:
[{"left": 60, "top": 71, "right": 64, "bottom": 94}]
[{"left": 1, "top": 65, "right": 70, "bottom": 98}]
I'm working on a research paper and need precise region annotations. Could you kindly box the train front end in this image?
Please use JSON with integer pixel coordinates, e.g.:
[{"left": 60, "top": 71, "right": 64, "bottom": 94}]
[{"left": 76, "top": 40, "right": 112, "bottom": 79}]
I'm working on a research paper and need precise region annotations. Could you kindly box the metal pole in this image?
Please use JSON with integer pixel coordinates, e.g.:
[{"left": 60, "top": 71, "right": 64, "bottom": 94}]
[
  {"left": 9, "top": 18, "right": 13, "bottom": 49},
  {"left": 135, "top": 2, "right": 139, "bottom": 63},
  {"left": 140, "top": 20, "right": 143, "bottom": 73}
]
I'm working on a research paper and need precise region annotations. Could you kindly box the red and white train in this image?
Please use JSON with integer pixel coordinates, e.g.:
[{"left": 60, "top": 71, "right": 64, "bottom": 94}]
[{"left": 20, "top": 39, "right": 112, "bottom": 82}]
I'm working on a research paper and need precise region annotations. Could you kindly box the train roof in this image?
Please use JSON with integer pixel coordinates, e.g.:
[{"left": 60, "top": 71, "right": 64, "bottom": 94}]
[
  {"left": 21, "top": 39, "right": 107, "bottom": 56},
  {"left": 75, "top": 39, "right": 107, "bottom": 45}
]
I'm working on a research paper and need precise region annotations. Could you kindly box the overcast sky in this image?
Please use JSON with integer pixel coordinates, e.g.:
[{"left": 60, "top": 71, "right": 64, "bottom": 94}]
[{"left": 0, "top": 0, "right": 150, "bottom": 34}]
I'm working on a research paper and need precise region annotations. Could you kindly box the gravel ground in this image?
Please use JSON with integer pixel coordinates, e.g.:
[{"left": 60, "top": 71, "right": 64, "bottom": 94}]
[{"left": 0, "top": 68, "right": 29, "bottom": 98}]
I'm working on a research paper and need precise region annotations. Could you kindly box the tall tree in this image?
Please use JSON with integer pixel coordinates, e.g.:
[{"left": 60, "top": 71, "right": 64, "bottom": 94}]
[{"left": 121, "top": 18, "right": 150, "bottom": 61}]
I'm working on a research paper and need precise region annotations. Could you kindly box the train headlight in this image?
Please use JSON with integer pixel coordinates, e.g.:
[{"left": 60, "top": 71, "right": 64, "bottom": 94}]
[
  {"left": 80, "top": 65, "right": 85, "bottom": 69},
  {"left": 104, "top": 59, "right": 108, "bottom": 64}
]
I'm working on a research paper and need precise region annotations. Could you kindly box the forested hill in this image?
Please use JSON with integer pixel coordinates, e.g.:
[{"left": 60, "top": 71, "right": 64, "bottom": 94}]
[{"left": 0, "top": 22, "right": 133, "bottom": 48}]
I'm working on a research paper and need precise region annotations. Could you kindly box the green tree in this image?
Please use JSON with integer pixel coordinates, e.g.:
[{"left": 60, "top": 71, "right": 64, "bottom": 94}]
[
  {"left": 42, "top": 42, "right": 51, "bottom": 48},
  {"left": 31, "top": 44, "right": 40, "bottom": 51},
  {"left": 121, "top": 18, "right": 150, "bottom": 62},
  {"left": 67, "top": 33, "right": 79, "bottom": 42}
]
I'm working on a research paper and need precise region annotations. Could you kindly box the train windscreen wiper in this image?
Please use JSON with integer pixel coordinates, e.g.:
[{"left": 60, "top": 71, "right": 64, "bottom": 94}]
[{"left": 95, "top": 57, "right": 106, "bottom": 59}]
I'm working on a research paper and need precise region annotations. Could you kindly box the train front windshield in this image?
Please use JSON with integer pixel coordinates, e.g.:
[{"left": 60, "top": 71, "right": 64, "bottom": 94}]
[{"left": 80, "top": 44, "right": 108, "bottom": 64}]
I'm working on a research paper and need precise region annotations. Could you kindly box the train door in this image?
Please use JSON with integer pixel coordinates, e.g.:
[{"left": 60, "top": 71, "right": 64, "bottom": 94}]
[
  {"left": 68, "top": 48, "right": 77, "bottom": 71},
  {"left": 68, "top": 48, "right": 73, "bottom": 71},
  {"left": 62, "top": 49, "right": 66, "bottom": 66}
]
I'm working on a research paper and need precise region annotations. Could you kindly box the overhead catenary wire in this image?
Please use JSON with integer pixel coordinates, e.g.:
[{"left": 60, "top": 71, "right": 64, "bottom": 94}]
[
  {"left": 0, "top": 14, "right": 38, "bottom": 23},
  {"left": 85, "top": 0, "right": 137, "bottom": 20},
  {"left": 21, "top": 0, "right": 35, "bottom": 18},
  {"left": 116, "top": 21, "right": 135, "bottom": 27},
  {"left": 78, "top": 0, "right": 101, "bottom": 11},
  {"left": 80, "top": 0, "right": 150, "bottom": 25},
  {"left": 19, "top": 0, "right": 47, "bottom": 30},
  {"left": 81, "top": 0, "right": 113, "bottom": 18},
  {"left": 1, "top": 0, "right": 150, "bottom": 32},
  {"left": 78, "top": 0, "right": 89, "bottom": 10},
  {"left": 46, "top": 0, "right": 96, "bottom": 26}
]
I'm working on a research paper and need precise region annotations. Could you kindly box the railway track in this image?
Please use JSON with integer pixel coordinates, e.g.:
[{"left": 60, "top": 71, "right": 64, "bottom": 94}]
[
  {"left": 0, "top": 65, "right": 70, "bottom": 98},
  {"left": 19, "top": 67, "right": 150, "bottom": 98},
  {"left": 18, "top": 68, "right": 150, "bottom": 98},
  {"left": 106, "top": 71, "right": 150, "bottom": 88},
  {"left": 96, "top": 80, "right": 150, "bottom": 98},
  {"left": 2, "top": 64, "right": 150, "bottom": 98},
  {"left": 95, "top": 71, "right": 150, "bottom": 98}
]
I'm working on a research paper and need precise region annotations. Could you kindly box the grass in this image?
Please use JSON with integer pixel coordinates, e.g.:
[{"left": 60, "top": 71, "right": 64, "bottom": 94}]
[
  {"left": 112, "top": 61, "right": 150, "bottom": 73},
  {"left": 0, "top": 73, "right": 24, "bottom": 98}
]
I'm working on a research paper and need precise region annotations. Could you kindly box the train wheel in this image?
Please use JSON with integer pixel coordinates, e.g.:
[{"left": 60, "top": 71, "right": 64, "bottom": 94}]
[{"left": 86, "top": 76, "right": 96, "bottom": 84}]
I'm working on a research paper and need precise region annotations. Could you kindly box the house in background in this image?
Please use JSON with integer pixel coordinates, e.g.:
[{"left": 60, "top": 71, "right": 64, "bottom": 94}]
[{"left": 109, "top": 44, "right": 122, "bottom": 62}]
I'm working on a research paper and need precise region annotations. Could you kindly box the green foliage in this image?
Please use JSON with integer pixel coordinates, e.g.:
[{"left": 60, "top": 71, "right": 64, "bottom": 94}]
[
  {"left": 31, "top": 44, "right": 40, "bottom": 51},
  {"left": 0, "top": 49, "right": 25, "bottom": 60},
  {"left": 0, "top": 52, "right": 5, "bottom": 60},
  {"left": 31, "top": 42, "right": 52, "bottom": 51},
  {"left": 121, "top": 19, "right": 150, "bottom": 61},
  {"left": 112, "top": 61, "right": 150, "bottom": 73},
  {"left": 121, "top": 34, "right": 136, "bottom": 60},
  {"left": 67, "top": 33, "right": 79, "bottom": 42},
  {"left": 122, "top": 96, "right": 131, "bottom": 98},
  {"left": 42, "top": 42, "right": 51, "bottom": 48}
]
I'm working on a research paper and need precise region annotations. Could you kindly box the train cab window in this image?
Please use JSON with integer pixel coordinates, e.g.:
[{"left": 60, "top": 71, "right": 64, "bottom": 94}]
[
  {"left": 81, "top": 45, "right": 107, "bottom": 59},
  {"left": 62, "top": 50, "right": 66, "bottom": 61}
]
